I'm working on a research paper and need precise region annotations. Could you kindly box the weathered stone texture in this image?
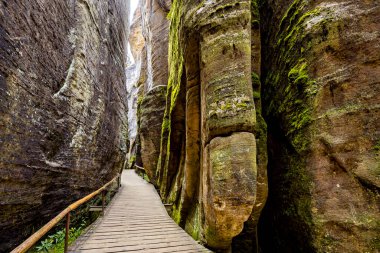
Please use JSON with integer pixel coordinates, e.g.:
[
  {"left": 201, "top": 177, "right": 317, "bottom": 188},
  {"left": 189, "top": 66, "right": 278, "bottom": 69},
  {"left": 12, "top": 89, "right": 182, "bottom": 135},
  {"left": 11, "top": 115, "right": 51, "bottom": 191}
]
[
  {"left": 141, "top": 0, "right": 170, "bottom": 90},
  {"left": 203, "top": 132, "right": 257, "bottom": 250},
  {"left": 129, "top": 0, "right": 379, "bottom": 252},
  {"left": 139, "top": 85, "right": 167, "bottom": 184},
  {"left": 0, "top": 0, "right": 128, "bottom": 251},
  {"left": 199, "top": 1, "right": 255, "bottom": 143},
  {"left": 129, "top": 4, "right": 144, "bottom": 61},
  {"left": 152, "top": 0, "right": 266, "bottom": 252},
  {"left": 127, "top": 0, "right": 169, "bottom": 179},
  {"left": 232, "top": 2, "right": 268, "bottom": 251},
  {"left": 259, "top": 0, "right": 380, "bottom": 252},
  {"left": 126, "top": 2, "right": 144, "bottom": 153}
]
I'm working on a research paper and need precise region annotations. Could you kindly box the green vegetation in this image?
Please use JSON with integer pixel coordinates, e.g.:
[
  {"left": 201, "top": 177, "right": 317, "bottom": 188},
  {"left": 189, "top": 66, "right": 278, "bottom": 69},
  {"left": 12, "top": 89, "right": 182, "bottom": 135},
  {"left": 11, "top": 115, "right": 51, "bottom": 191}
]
[
  {"left": 251, "top": 0, "right": 260, "bottom": 26},
  {"left": 157, "top": 0, "right": 184, "bottom": 194},
  {"left": 143, "top": 173, "right": 150, "bottom": 182},
  {"left": 167, "top": 0, "right": 184, "bottom": 113},
  {"left": 263, "top": 0, "right": 322, "bottom": 153},
  {"left": 373, "top": 140, "right": 380, "bottom": 153},
  {"left": 283, "top": 157, "right": 312, "bottom": 225},
  {"left": 370, "top": 237, "right": 380, "bottom": 252},
  {"left": 252, "top": 72, "right": 260, "bottom": 87},
  {"left": 288, "top": 60, "right": 316, "bottom": 93},
  {"left": 29, "top": 190, "right": 118, "bottom": 252},
  {"left": 259, "top": 1, "right": 320, "bottom": 250},
  {"left": 137, "top": 95, "right": 144, "bottom": 107},
  {"left": 129, "top": 155, "right": 136, "bottom": 168},
  {"left": 187, "top": 206, "right": 201, "bottom": 240},
  {"left": 264, "top": 0, "right": 317, "bottom": 226},
  {"left": 30, "top": 219, "right": 87, "bottom": 252}
]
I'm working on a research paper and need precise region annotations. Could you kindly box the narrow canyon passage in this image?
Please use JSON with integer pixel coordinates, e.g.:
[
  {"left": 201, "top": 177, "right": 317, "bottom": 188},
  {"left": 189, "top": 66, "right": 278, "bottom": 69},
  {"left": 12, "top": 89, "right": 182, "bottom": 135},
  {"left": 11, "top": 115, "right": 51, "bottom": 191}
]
[
  {"left": 0, "top": 0, "right": 379, "bottom": 253},
  {"left": 70, "top": 170, "right": 210, "bottom": 252},
  {"left": 127, "top": 0, "right": 379, "bottom": 252}
]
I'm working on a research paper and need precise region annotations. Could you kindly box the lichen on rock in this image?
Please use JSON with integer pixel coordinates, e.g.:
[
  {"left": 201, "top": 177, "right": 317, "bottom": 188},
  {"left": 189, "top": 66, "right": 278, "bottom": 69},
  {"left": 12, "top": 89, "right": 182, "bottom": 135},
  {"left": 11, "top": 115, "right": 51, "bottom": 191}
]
[{"left": 152, "top": 0, "right": 267, "bottom": 251}]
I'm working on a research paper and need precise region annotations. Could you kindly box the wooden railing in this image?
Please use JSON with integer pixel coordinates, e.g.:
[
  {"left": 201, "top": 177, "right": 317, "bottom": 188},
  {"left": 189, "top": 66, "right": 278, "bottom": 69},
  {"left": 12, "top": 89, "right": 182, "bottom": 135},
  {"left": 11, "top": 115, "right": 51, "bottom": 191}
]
[
  {"left": 11, "top": 174, "right": 121, "bottom": 253},
  {"left": 134, "top": 164, "right": 145, "bottom": 175}
]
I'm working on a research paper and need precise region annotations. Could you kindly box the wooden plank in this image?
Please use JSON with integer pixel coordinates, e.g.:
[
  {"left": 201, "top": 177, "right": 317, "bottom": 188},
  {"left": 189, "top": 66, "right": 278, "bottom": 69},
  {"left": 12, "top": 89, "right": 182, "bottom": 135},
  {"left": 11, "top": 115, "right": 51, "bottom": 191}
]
[
  {"left": 89, "top": 206, "right": 103, "bottom": 212},
  {"left": 83, "top": 230, "right": 186, "bottom": 240},
  {"left": 81, "top": 235, "right": 193, "bottom": 245},
  {"left": 79, "top": 243, "right": 199, "bottom": 253},
  {"left": 69, "top": 170, "right": 211, "bottom": 253},
  {"left": 80, "top": 240, "right": 198, "bottom": 250}
]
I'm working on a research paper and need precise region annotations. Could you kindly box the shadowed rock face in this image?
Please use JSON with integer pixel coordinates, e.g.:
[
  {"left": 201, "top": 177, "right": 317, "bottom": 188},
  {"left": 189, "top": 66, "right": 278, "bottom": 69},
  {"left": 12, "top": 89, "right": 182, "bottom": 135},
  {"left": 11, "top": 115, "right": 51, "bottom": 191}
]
[
  {"left": 259, "top": 0, "right": 380, "bottom": 252},
  {"left": 126, "top": 2, "right": 144, "bottom": 155},
  {"left": 139, "top": 85, "right": 167, "bottom": 184},
  {"left": 0, "top": 1, "right": 129, "bottom": 251}
]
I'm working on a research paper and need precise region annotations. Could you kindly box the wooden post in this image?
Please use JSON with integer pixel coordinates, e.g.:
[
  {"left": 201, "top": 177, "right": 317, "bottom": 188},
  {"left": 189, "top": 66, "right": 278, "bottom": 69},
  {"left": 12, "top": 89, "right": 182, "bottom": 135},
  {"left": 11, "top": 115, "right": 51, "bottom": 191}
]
[
  {"left": 10, "top": 174, "right": 119, "bottom": 253},
  {"left": 102, "top": 191, "right": 105, "bottom": 216},
  {"left": 64, "top": 212, "right": 70, "bottom": 253}
]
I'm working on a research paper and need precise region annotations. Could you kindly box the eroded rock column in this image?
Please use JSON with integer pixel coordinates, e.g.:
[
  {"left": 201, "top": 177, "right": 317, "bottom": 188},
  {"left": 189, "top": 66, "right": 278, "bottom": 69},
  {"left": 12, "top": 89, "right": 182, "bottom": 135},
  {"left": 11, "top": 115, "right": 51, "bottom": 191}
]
[
  {"left": 151, "top": 0, "right": 266, "bottom": 251},
  {"left": 197, "top": 1, "right": 257, "bottom": 250}
]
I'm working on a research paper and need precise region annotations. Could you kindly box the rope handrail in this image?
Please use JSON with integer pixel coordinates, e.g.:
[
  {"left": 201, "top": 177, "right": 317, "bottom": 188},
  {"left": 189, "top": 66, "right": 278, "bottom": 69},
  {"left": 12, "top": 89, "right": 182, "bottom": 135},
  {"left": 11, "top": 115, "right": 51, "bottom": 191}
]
[{"left": 11, "top": 174, "right": 121, "bottom": 253}]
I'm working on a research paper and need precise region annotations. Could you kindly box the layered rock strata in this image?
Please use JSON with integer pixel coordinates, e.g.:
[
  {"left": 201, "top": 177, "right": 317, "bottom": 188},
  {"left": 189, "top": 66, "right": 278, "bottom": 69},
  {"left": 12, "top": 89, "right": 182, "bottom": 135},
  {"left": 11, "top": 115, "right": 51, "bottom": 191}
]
[
  {"left": 131, "top": 0, "right": 380, "bottom": 252},
  {"left": 154, "top": 0, "right": 268, "bottom": 252},
  {"left": 127, "top": 0, "right": 170, "bottom": 183},
  {"left": 259, "top": 0, "right": 380, "bottom": 252},
  {"left": 0, "top": 1, "right": 129, "bottom": 251}
]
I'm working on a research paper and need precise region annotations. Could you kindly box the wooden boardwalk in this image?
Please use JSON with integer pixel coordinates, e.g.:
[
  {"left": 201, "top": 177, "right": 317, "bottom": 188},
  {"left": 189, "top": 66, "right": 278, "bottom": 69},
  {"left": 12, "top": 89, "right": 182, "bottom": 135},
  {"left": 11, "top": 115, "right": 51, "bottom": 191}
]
[{"left": 70, "top": 170, "right": 211, "bottom": 253}]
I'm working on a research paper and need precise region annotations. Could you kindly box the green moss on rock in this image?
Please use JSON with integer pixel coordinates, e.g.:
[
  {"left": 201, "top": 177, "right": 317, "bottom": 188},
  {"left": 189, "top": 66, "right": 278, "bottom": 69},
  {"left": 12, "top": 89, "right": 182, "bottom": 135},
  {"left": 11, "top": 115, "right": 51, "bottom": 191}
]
[
  {"left": 157, "top": 0, "right": 184, "bottom": 193},
  {"left": 373, "top": 140, "right": 380, "bottom": 153}
]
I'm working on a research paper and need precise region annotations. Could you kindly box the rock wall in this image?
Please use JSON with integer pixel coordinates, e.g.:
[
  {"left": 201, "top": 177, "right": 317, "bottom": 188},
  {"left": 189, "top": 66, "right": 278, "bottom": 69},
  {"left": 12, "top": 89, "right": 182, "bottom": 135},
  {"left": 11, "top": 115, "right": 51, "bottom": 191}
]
[
  {"left": 138, "top": 0, "right": 170, "bottom": 181},
  {"left": 232, "top": 1, "right": 268, "bottom": 251},
  {"left": 126, "top": 2, "right": 144, "bottom": 158},
  {"left": 258, "top": 0, "right": 380, "bottom": 252},
  {"left": 131, "top": 0, "right": 379, "bottom": 252},
  {"left": 154, "top": 0, "right": 268, "bottom": 252},
  {"left": 0, "top": 1, "right": 129, "bottom": 251},
  {"left": 127, "top": 0, "right": 170, "bottom": 182}
]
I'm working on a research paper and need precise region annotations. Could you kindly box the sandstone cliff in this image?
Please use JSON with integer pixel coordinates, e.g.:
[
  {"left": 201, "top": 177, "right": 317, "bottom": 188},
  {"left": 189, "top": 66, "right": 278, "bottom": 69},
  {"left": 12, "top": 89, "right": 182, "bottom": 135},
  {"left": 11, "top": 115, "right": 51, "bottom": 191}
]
[
  {"left": 259, "top": 1, "right": 380, "bottom": 252},
  {"left": 126, "top": 0, "right": 170, "bottom": 184},
  {"left": 132, "top": 0, "right": 268, "bottom": 252},
  {"left": 131, "top": 0, "right": 379, "bottom": 252},
  {"left": 2, "top": 0, "right": 378, "bottom": 252},
  {"left": 0, "top": 1, "right": 129, "bottom": 251}
]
